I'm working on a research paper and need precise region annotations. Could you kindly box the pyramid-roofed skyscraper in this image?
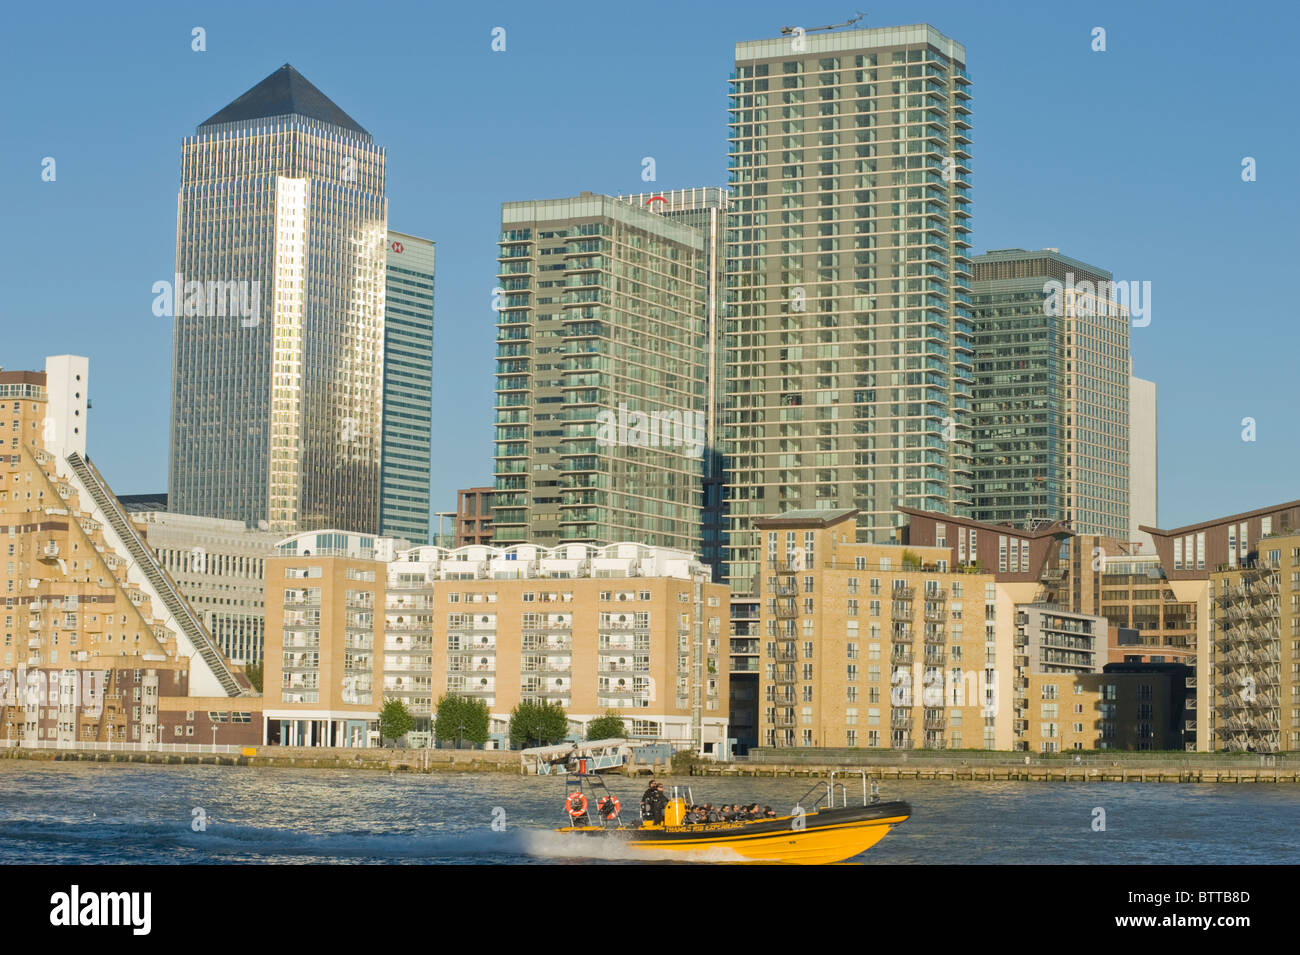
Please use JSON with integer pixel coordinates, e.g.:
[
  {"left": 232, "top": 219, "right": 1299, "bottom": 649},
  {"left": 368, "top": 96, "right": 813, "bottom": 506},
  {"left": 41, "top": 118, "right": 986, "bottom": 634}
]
[
  {"left": 198, "top": 63, "right": 370, "bottom": 135},
  {"left": 168, "top": 64, "right": 389, "bottom": 533}
]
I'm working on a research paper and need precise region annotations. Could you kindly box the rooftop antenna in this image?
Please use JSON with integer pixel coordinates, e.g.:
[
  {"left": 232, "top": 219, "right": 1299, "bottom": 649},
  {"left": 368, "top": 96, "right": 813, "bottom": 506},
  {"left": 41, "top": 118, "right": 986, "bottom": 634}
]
[{"left": 780, "top": 12, "right": 866, "bottom": 35}]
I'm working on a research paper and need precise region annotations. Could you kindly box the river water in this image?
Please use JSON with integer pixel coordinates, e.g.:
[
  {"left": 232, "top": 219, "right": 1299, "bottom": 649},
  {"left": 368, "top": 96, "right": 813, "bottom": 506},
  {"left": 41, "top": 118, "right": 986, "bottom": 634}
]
[{"left": 1, "top": 761, "right": 1297, "bottom": 864}]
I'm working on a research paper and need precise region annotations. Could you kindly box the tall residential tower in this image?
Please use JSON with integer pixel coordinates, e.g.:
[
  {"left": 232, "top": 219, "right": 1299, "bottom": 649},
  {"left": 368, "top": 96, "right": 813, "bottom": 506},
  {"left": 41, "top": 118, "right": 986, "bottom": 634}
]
[
  {"left": 168, "top": 64, "right": 389, "bottom": 534},
  {"left": 725, "top": 25, "right": 976, "bottom": 594},
  {"left": 620, "top": 187, "right": 730, "bottom": 580},
  {"left": 492, "top": 192, "right": 709, "bottom": 555}
]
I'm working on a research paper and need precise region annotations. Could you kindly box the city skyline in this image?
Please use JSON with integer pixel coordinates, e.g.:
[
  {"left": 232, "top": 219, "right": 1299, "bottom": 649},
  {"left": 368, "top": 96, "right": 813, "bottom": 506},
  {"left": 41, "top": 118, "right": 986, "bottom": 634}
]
[
  {"left": 3, "top": 0, "right": 1298, "bottom": 897},
  {"left": 4, "top": 0, "right": 1297, "bottom": 534}
]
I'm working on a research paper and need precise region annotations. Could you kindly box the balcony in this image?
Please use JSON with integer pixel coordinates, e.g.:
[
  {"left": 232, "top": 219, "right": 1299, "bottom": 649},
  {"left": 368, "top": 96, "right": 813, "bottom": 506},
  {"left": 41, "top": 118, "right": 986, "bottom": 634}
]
[
  {"left": 891, "top": 711, "right": 913, "bottom": 728},
  {"left": 598, "top": 635, "right": 638, "bottom": 652},
  {"left": 599, "top": 616, "right": 640, "bottom": 631},
  {"left": 39, "top": 542, "right": 60, "bottom": 561},
  {"left": 524, "top": 636, "right": 571, "bottom": 651},
  {"left": 598, "top": 661, "right": 641, "bottom": 673}
]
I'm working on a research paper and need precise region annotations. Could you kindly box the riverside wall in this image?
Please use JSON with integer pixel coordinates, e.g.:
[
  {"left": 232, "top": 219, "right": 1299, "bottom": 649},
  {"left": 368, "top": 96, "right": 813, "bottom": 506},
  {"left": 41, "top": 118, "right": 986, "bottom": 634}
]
[{"left": 5, "top": 745, "right": 1300, "bottom": 782}]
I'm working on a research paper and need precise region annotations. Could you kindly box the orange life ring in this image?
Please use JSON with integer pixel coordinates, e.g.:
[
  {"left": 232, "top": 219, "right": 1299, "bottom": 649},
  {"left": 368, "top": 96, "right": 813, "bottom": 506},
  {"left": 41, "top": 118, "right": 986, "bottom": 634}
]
[
  {"left": 566, "top": 792, "right": 588, "bottom": 817},
  {"left": 598, "top": 795, "right": 621, "bottom": 818}
]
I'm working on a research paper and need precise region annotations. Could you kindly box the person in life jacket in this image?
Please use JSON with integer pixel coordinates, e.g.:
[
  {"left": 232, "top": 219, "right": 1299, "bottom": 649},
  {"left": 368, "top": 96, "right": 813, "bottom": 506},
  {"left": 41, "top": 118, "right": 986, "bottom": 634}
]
[
  {"left": 639, "top": 780, "right": 658, "bottom": 821},
  {"left": 651, "top": 782, "right": 669, "bottom": 824}
]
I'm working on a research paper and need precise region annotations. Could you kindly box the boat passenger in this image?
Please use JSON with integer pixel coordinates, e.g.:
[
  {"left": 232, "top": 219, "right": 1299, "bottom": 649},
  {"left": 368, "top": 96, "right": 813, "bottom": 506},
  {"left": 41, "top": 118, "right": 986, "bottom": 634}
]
[
  {"left": 639, "top": 780, "right": 658, "bottom": 821},
  {"left": 652, "top": 783, "right": 667, "bottom": 824},
  {"left": 763, "top": 805, "right": 776, "bottom": 818}
]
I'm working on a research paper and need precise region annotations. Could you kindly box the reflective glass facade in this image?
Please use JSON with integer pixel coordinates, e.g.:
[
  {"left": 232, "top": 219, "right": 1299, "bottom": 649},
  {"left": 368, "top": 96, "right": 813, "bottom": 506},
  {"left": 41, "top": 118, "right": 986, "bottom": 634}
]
[
  {"left": 381, "top": 231, "right": 435, "bottom": 543},
  {"left": 971, "top": 249, "right": 1130, "bottom": 539},
  {"left": 493, "top": 194, "right": 709, "bottom": 554},
  {"left": 169, "top": 66, "right": 388, "bottom": 534},
  {"left": 725, "top": 26, "right": 975, "bottom": 595},
  {"left": 620, "top": 188, "right": 729, "bottom": 581}
]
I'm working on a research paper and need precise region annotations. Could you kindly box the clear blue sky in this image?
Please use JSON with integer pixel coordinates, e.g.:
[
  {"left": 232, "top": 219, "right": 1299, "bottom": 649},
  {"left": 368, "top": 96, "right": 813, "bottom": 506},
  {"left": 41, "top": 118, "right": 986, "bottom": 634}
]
[{"left": 1, "top": 0, "right": 1295, "bottom": 533}]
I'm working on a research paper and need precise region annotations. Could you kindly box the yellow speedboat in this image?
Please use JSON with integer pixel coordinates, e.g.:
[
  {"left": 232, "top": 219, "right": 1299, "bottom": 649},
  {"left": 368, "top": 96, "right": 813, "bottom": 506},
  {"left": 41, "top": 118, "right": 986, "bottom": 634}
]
[{"left": 554, "top": 764, "right": 910, "bottom": 864}]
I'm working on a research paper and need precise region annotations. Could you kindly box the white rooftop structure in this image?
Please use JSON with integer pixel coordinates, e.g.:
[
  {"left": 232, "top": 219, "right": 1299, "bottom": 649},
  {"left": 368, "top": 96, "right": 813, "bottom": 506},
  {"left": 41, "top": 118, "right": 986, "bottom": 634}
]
[{"left": 389, "top": 541, "right": 707, "bottom": 582}]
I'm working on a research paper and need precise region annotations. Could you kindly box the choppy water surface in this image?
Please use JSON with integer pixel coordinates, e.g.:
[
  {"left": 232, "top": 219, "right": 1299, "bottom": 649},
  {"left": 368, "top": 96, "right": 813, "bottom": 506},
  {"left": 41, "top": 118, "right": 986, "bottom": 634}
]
[{"left": 0, "top": 761, "right": 1297, "bottom": 864}]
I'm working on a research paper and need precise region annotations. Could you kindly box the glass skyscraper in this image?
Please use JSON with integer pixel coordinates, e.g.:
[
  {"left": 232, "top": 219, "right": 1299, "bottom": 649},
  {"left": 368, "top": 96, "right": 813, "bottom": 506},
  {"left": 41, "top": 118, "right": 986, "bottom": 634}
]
[
  {"left": 725, "top": 25, "right": 975, "bottom": 593},
  {"left": 620, "top": 187, "right": 729, "bottom": 581},
  {"left": 169, "top": 64, "right": 388, "bottom": 534},
  {"left": 971, "top": 248, "right": 1130, "bottom": 538},
  {"left": 381, "top": 230, "right": 436, "bottom": 543},
  {"left": 492, "top": 192, "right": 709, "bottom": 554}
]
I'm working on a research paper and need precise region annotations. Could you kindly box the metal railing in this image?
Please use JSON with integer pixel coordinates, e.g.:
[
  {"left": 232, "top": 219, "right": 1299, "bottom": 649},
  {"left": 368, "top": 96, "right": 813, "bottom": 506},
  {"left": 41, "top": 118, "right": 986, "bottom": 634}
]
[
  {"left": 739, "top": 747, "right": 1300, "bottom": 770},
  {"left": 65, "top": 452, "right": 242, "bottom": 695},
  {"left": 4, "top": 739, "right": 246, "bottom": 754}
]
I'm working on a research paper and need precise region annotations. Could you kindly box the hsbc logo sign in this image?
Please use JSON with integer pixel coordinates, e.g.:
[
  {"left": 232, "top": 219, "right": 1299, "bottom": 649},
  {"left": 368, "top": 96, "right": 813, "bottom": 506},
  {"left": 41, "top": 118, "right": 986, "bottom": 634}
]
[{"left": 390, "top": 241, "right": 404, "bottom": 254}]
